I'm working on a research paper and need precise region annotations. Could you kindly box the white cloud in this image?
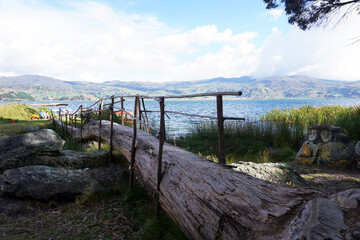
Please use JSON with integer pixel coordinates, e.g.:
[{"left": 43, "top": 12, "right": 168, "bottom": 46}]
[
  {"left": 262, "top": 9, "right": 284, "bottom": 20},
  {"left": 255, "top": 10, "right": 360, "bottom": 81},
  {"left": 0, "top": 0, "right": 359, "bottom": 83}
]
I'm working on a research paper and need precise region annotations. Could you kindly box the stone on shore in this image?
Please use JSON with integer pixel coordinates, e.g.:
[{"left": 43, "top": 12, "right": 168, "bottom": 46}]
[
  {"left": 0, "top": 164, "right": 124, "bottom": 200},
  {"left": 0, "top": 129, "right": 110, "bottom": 172},
  {"left": 296, "top": 125, "right": 358, "bottom": 167},
  {"left": 230, "top": 161, "right": 307, "bottom": 186}
]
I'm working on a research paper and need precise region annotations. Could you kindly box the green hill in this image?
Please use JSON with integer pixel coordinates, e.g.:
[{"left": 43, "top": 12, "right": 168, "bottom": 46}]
[{"left": 0, "top": 75, "right": 359, "bottom": 100}]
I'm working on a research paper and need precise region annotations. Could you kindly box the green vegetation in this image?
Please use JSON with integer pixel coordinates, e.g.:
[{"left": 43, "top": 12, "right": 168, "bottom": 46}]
[
  {"left": 175, "top": 121, "right": 303, "bottom": 164},
  {"left": 0, "top": 102, "right": 39, "bottom": 120},
  {"left": 0, "top": 91, "right": 34, "bottom": 100},
  {"left": 262, "top": 105, "right": 360, "bottom": 140},
  {"left": 0, "top": 103, "right": 52, "bottom": 136},
  {"left": 176, "top": 104, "right": 360, "bottom": 164}
]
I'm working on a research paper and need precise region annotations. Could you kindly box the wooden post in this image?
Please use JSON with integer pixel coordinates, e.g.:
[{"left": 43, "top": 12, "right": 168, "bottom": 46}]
[
  {"left": 50, "top": 110, "right": 55, "bottom": 126},
  {"left": 121, "top": 97, "right": 125, "bottom": 126},
  {"left": 65, "top": 113, "right": 68, "bottom": 138},
  {"left": 129, "top": 96, "right": 139, "bottom": 189},
  {"left": 71, "top": 114, "right": 74, "bottom": 136},
  {"left": 109, "top": 96, "right": 115, "bottom": 162},
  {"left": 139, "top": 98, "right": 143, "bottom": 130},
  {"left": 217, "top": 95, "right": 226, "bottom": 164},
  {"left": 156, "top": 97, "right": 166, "bottom": 218},
  {"left": 141, "top": 98, "right": 150, "bottom": 133},
  {"left": 98, "top": 99, "right": 103, "bottom": 151},
  {"left": 80, "top": 105, "right": 83, "bottom": 149},
  {"left": 74, "top": 114, "right": 77, "bottom": 128}
]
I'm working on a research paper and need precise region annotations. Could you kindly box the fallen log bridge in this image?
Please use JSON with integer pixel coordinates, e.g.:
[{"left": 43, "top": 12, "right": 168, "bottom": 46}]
[{"left": 57, "top": 120, "right": 322, "bottom": 239}]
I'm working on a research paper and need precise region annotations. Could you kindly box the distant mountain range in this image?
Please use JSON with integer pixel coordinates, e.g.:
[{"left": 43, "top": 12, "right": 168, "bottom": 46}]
[{"left": 0, "top": 75, "right": 359, "bottom": 101}]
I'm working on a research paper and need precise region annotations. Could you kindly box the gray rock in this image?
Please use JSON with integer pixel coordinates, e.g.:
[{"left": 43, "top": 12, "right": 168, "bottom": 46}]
[
  {"left": 36, "top": 150, "right": 110, "bottom": 169},
  {"left": 330, "top": 188, "right": 360, "bottom": 209},
  {"left": 282, "top": 198, "right": 349, "bottom": 240},
  {"left": 230, "top": 161, "right": 307, "bottom": 186},
  {"left": 0, "top": 129, "right": 65, "bottom": 172},
  {"left": 296, "top": 125, "right": 358, "bottom": 167},
  {"left": 0, "top": 129, "right": 110, "bottom": 172},
  {"left": 1, "top": 165, "right": 125, "bottom": 200},
  {"left": 24, "top": 125, "right": 41, "bottom": 133}
]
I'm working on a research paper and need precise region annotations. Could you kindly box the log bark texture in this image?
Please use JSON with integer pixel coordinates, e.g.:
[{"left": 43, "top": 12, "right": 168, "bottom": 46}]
[{"left": 57, "top": 120, "right": 318, "bottom": 239}]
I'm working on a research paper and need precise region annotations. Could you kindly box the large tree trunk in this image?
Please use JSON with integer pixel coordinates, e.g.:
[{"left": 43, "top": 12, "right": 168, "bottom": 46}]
[{"left": 57, "top": 120, "right": 321, "bottom": 239}]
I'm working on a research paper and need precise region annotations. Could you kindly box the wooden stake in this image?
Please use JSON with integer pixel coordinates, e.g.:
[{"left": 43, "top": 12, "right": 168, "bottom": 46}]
[
  {"left": 217, "top": 95, "right": 226, "bottom": 165},
  {"left": 98, "top": 99, "right": 103, "bottom": 151},
  {"left": 110, "top": 96, "right": 114, "bottom": 162},
  {"left": 121, "top": 97, "right": 125, "bottom": 126},
  {"left": 74, "top": 114, "right": 77, "bottom": 128},
  {"left": 65, "top": 113, "right": 68, "bottom": 138},
  {"left": 129, "top": 96, "right": 139, "bottom": 189},
  {"left": 80, "top": 105, "right": 83, "bottom": 149},
  {"left": 156, "top": 97, "right": 165, "bottom": 218},
  {"left": 141, "top": 98, "right": 150, "bottom": 133}
]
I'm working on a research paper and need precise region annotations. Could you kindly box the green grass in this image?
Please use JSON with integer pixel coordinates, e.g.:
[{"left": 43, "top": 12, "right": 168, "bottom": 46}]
[
  {"left": 261, "top": 105, "right": 360, "bottom": 140},
  {"left": 175, "top": 121, "right": 302, "bottom": 164}
]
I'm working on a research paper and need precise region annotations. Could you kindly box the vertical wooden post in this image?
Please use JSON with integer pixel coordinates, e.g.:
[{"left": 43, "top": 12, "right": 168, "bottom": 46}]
[
  {"left": 71, "top": 114, "right": 74, "bottom": 136},
  {"left": 141, "top": 98, "right": 150, "bottom": 133},
  {"left": 217, "top": 95, "right": 226, "bottom": 165},
  {"left": 129, "top": 96, "right": 139, "bottom": 189},
  {"left": 156, "top": 97, "right": 165, "bottom": 218},
  {"left": 80, "top": 106, "right": 83, "bottom": 149},
  {"left": 50, "top": 110, "right": 55, "bottom": 126},
  {"left": 109, "top": 96, "right": 115, "bottom": 162},
  {"left": 74, "top": 114, "right": 77, "bottom": 128},
  {"left": 139, "top": 98, "right": 143, "bottom": 130},
  {"left": 98, "top": 99, "right": 103, "bottom": 151},
  {"left": 65, "top": 113, "right": 68, "bottom": 138},
  {"left": 121, "top": 97, "right": 125, "bottom": 126}
]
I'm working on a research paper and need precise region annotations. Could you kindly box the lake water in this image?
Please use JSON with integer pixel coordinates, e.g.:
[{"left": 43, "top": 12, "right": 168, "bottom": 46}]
[{"left": 3, "top": 98, "right": 360, "bottom": 136}]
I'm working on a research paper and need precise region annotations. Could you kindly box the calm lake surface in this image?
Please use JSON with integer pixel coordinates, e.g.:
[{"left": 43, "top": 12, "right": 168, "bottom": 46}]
[{"left": 3, "top": 98, "right": 360, "bottom": 136}]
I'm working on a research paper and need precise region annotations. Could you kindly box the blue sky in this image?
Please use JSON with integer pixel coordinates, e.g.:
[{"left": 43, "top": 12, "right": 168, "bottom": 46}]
[{"left": 0, "top": 0, "right": 359, "bottom": 82}]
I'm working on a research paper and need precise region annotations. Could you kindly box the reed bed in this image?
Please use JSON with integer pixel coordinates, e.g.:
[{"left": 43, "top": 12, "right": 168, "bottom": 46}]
[
  {"left": 175, "top": 120, "right": 305, "bottom": 163},
  {"left": 261, "top": 105, "right": 360, "bottom": 140}
]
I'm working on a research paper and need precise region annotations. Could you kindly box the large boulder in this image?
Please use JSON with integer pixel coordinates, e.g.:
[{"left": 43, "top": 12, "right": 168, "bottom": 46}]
[
  {"left": 282, "top": 198, "right": 350, "bottom": 240},
  {"left": 296, "top": 125, "right": 358, "bottom": 167},
  {"left": 0, "top": 129, "right": 64, "bottom": 172},
  {"left": 0, "top": 129, "right": 110, "bottom": 172},
  {"left": 0, "top": 164, "right": 125, "bottom": 200},
  {"left": 230, "top": 161, "right": 307, "bottom": 186}
]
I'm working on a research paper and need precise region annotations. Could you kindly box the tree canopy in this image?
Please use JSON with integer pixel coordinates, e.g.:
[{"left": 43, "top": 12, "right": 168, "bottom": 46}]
[{"left": 263, "top": 0, "right": 360, "bottom": 30}]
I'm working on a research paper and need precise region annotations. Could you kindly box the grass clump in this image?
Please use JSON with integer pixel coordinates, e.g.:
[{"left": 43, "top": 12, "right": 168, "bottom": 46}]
[
  {"left": 175, "top": 121, "right": 303, "bottom": 164},
  {"left": 262, "top": 105, "right": 360, "bottom": 140},
  {"left": 0, "top": 102, "right": 39, "bottom": 120}
]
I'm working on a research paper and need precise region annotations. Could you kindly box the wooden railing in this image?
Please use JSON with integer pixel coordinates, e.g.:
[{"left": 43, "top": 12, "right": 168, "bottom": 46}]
[{"left": 53, "top": 91, "right": 245, "bottom": 216}]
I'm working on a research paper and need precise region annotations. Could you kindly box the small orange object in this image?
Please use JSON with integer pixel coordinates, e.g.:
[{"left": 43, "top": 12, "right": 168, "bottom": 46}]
[
  {"left": 9, "top": 119, "right": 16, "bottom": 123},
  {"left": 31, "top": 114, "right": 40, "bottom": 120}
]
